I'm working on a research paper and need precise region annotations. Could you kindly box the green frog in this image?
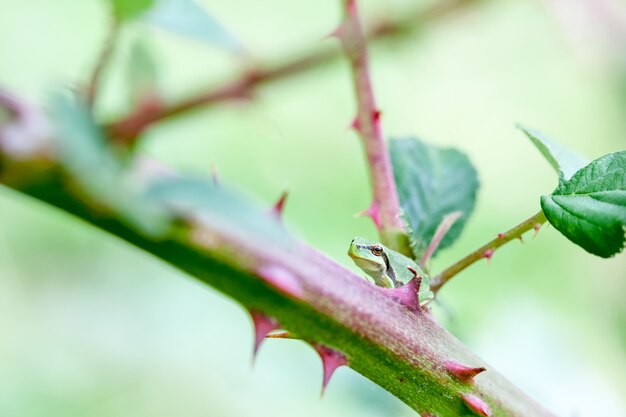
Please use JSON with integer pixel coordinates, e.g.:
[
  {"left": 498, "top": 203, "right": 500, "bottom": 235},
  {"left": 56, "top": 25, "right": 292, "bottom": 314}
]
[{"left": 348, "top": 237, "right": 434, "bottom": 306}]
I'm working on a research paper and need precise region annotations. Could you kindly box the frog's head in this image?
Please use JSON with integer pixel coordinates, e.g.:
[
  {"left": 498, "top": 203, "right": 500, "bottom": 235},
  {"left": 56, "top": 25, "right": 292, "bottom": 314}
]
[{"left": 348, "top": 236, "right": 387, "bottom": 276}]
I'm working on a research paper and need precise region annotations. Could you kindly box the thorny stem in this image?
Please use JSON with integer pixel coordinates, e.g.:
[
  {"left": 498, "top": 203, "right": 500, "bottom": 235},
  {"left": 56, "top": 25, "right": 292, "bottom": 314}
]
[
  {"left": 107, "top": 0, "right": 479, "bottom": 141},
  {"left": 86, "top": 20, "right": 120, "bottom": 108},
  {"left": 0, "top": 92, "right": 558, "bottom": 416},
  {"left": 338, "top": 0, "right": 410, "bottom": 255},
  {"left": 431, "top": 210, "right": 548, "bottom": 292}
]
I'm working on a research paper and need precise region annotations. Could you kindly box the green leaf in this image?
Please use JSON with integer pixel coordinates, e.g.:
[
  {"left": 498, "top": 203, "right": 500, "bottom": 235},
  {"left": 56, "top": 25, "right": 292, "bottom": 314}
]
[
  {"left": 108, "top": 0, "right": 155, "bottom": 21},
  {"left": 126, "top": 37, "right": 159, "bottom": 107},
  {"left": 519, "top": 126, "right": 588, "bottom": 181},
  {"left": 51, "top": 92, "right": 119, "bottom": 180},
  {"left": 143, "top": 0, "right": 242, "bottom": 51},
  {"left": 541, "top": 151, "right": 626, "bottom": 258},
  {"left": 389, "top": 137, "right": 479, "bottom": 259}
]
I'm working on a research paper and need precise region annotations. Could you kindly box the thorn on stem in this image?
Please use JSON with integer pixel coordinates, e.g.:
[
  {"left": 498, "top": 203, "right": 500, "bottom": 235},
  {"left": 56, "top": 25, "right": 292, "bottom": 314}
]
[
  {"left": 313, "top": 344, "right": 348, "bottom": 395},
  {"left": 372, "top": 109, "right": 381, "bottom": 125},
  {"left": 271, "top": 191, "right": 288, "bottom": 220},
  {"left": 249, "top": 310, "right": 280, "bottom": 360},
  {"left": 461, "top": 393, "right": 491, "bottom": 416},
  {"left": 482, "top": 249, "right": 495, "bottom": 264},
  {"left": 518, "top": 235, "right": 524, "bottom": 243},
  {"left": 326, "top": 23, "right": 346, "bottom": 40},
  {"left": 533, "top": 223, "right": 542, "bottom": 237},
  {"left": 379, "top": 267, "right": 423, "bottom": 311},
  {"left": 356, "top": 202, "right": 382, "bottom": 229},
  {"left": 444, "top": 361, "right": 486, "bottom": 384},
  {"left": 350, "top": 116, "right": 361, "bottom": 132},
  {"left": 497, "top": 233, "right": 505, "bottom": 239}
]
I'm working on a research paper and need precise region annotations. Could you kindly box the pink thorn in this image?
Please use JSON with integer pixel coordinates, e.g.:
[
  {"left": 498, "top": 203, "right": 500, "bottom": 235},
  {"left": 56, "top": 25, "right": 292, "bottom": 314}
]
[
  {"left": 249, "top": 310, "right": 280, "bottom": 359},
  {"left": 379, "top": 267, "right": 422, "bottom": 311},
  {"left": 350, "top": 116, "right": 361, "bottom": 132},
  {"left": 462, "top": 394, "right": 492, "bottom": 416},
  {"left": 257, "top": 265, "right": 304, "bottom": 299},
  {"left": 496, "top": 233, "right": 505, "bottom": 239},
  {"left": 482, "top": 249, "right": 495, "bottom": 265},
  {"left": 313, "top": 344, "right": 348, "bottom": 395},
  {"left": 272, "top": 191, "right": 288, "bottom": 220},
  {"left": 357, "top": 202, "right": 382, "bottom": 229},
  {"left": 372, "top": 109, "right": 381, "bottom": 123},
  {"left": 326, "top": 23, "right": 345, "bottom": 40},
  {"left": 444, "top": 361, "right": 486, "bottom": 384},
  {"left": 533, "top": 223, "right": 542, "bottom": 237}
]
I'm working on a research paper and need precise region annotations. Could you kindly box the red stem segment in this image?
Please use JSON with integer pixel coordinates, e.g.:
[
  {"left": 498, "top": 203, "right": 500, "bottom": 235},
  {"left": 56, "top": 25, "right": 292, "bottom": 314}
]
[{"left": 338, "top": 0, "right": 409, "bottom": 254}]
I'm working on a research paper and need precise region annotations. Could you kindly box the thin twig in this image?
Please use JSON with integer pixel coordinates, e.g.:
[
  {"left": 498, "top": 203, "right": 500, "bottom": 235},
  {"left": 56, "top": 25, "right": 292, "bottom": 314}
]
[
  {"left": 337, "top": 0, "right": 410, "bottom": 254},
  {"left": 107, "top": 0, "right": 479, "bottom": 141},
  {"left": 419, "top": 211, "right": 463, "bottom": 269},
  {"left": 430, "top": 210, "right": 547, "bottom": 292},
  {"left": 86, "top": 20, "right": 120, "bottom": 108}
]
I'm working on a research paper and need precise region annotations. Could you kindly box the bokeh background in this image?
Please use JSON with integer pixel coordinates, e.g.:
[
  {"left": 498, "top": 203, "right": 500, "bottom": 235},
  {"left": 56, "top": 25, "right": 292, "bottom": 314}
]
[{"left": 1, "top": 0, "right": 625, "bottom": 416}]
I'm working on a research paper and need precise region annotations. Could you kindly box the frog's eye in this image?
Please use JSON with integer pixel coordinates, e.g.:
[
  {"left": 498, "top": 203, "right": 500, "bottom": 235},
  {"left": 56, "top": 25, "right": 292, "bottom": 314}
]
[{"left": 371, "top": 245, "right": 383, "bottom": 256}]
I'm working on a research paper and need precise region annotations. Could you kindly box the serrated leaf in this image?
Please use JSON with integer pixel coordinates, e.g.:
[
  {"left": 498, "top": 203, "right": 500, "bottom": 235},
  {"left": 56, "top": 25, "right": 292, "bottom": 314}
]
[
  {"left": 108, "top": 0, "right": 155, "bottom": 21},
  {"left": 126, "top": 38, "right": 159, "bottom": 107},
  {"left": 541, "top": 151, "right": 626, "bottom": 258},
  {"left": 519, "top": 126, "right": 588, "bottom": 181},
  {"left": 143, "top": 0, "right": 242, "bottom": 51},
  {"left": 144, "top": 177, "right": 294, "bottom": 249},
  {"left": 389, "top": 137, "right": 479, "bottom": 259}
]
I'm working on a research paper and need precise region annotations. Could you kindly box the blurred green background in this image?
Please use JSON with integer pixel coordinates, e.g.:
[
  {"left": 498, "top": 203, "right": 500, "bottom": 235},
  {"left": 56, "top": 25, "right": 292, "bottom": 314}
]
[{"left": 1, "top": 0, "right": 625, "bottom": 416}]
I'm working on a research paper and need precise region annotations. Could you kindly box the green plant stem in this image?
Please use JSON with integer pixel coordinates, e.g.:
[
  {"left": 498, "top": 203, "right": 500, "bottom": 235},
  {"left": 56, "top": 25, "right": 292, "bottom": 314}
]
[
  {"left": 338, "top": 0, "right": 411, "bottom": 255},
  {"left": 431, "top": 210, "right": 548, "bottom": 292},
  {"left": 106, "top": 0, "right": 479, "bottom": 141},
  {"left": 0, "top": 92, "right": 557, "bottom": 417}
]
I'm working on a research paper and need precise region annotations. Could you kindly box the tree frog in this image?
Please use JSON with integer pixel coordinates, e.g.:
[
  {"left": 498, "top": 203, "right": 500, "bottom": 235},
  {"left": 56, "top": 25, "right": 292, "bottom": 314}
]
[{"left": 348, "top": 237, "right": 434, "bottom": 306}]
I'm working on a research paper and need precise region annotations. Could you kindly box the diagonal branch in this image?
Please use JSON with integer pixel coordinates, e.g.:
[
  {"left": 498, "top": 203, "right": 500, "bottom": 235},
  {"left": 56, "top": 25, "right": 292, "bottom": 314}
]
[{"left": 106, "top": 0, "right": 480, "bottom": 142}]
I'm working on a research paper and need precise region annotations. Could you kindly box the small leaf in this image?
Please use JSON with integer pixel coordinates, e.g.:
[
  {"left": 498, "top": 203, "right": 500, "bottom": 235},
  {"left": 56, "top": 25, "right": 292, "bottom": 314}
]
[
  {"left": 126, "top": 37, "right": 159, "bottom": 107},
  {"left": 108, "top": 0, "right": 155, "bottom": 21},
  {"left": 541, "top": 151, "right": 626, "bottom": 257},
  {"left": 143, "top": 0, "right": 242, "bottom": 51},
  {"left": 51, "top": 92, "right": 118, "bottom": 180},
  {"left": 519, "top": 126, "right": 588, "bottom": 181},
  {"left": 390, "top": 138, "right": 479, "bottom": 259}
]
